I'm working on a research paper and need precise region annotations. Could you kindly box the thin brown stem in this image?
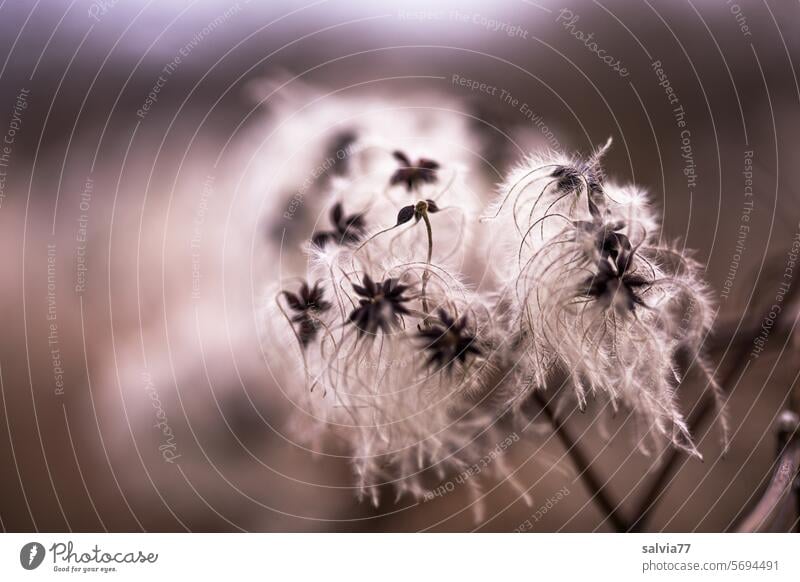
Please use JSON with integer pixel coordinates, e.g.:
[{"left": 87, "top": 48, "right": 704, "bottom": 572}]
[
  {"left": 628, "top": 397, "right": 714, "bottom": 531},
  {"left": 420, "top": 210, "right": 433, "bottom": 322},
  {"left": 533, "top": 392, "right": 629, "bottom": 532},
  {"left": 735, "top": 412, "right": 800, "bottom": 532}
]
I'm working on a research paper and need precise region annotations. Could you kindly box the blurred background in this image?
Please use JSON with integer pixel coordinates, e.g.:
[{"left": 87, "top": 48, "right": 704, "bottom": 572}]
[{"left": 0, "top": 0, "right": 798, "bottom": 532}]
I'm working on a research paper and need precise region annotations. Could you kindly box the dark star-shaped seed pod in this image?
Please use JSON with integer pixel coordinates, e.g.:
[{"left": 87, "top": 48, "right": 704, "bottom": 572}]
[
  {"left": 283, "top": 282, "right": 332, "bottom": 346},
  {"left": 390, "top": 150, "right": 440, "bottom": 192},
  {"left": 395, "top": 199, "right": 440, "bottom": 225},
  {"left": 580, "top": 248, "right": 651, "bottom": 312},
  {"left": 347, "top": 274, "right": 412, "bottom": 337},
  {"left": 552, "top": 164, "right": 604, "bottom": 197},
  {"left": 551, "top": 144, "right": 608, "bottom": 203},
  {"left": 550, "top": 138, "right": 612, "bottom": 202},
  {"left": 312, "top": 202, "right": 366, "bottom": 247},
  {"left": 551, "top": 165, "right": 584, "bottom": 193},
  {"left": 573, "top": 198, "right": 631, "bottom": 262},
  {"left": 417, "top": 309, "right": 482, "bottom": 372}
]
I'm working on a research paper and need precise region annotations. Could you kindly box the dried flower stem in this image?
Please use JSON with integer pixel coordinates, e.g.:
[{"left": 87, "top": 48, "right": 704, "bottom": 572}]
[
  {"left": 420, "top": 205, "right": 434, "bottom": 323},
  {"left": 735, "top": 411, "right": 800, "bottom": 532},
  {"left": 628, "top": 396, "right": 714, "bottom": 531},
  {"left": 533, "top": 391, "right": 629, "bottom": 532}
]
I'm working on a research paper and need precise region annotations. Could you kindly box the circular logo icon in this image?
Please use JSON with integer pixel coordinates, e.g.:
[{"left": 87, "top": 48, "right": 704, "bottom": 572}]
[{"left": 19, "top": 542, "right": 46, "bottom": 570}]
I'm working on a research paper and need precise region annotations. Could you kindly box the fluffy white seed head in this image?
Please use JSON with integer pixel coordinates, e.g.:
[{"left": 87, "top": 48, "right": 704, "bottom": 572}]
[
  {"left": 262, "top": 243, "right": 507, "bottom": 504},
  {"left": 484, "top": 140, "right": 723, "bottom": 455},
  {"left": 255, "top": 85, "right": 727, "bottom": 511}
]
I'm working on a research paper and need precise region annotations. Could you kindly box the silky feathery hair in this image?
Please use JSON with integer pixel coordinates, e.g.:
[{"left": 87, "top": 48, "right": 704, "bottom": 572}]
[
  {"left": 256, "top": 81, "right": 522, "bottom": 508},
  {"left": 257, "top": 80, "right": 725, "bottom": 509},
  {"left": 484, "top": 140, "right": 727, "bottom": 456},
  {"left": 263, "top": 248, "right": 530, "bottom": 510}
]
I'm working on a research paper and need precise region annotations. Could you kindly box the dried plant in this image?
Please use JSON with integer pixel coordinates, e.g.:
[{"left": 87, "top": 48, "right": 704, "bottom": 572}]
[
  {"left": 257, "top": 87, "right": 728, "bottom": 518},
  {"left": 282, "top": 281, "right": 332, "bottom": 346},
  {"left": 265, "top": 249, "right": 509, "bottom": 509},
  {"left": 311, "top": 202, "right": 367, "bottom": 248},
  {"left": 484, "top": 140, "right": 726, "bottom": 456},
  {"left": 390, "top": 150, "right": 441, "bottom": 192}
]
